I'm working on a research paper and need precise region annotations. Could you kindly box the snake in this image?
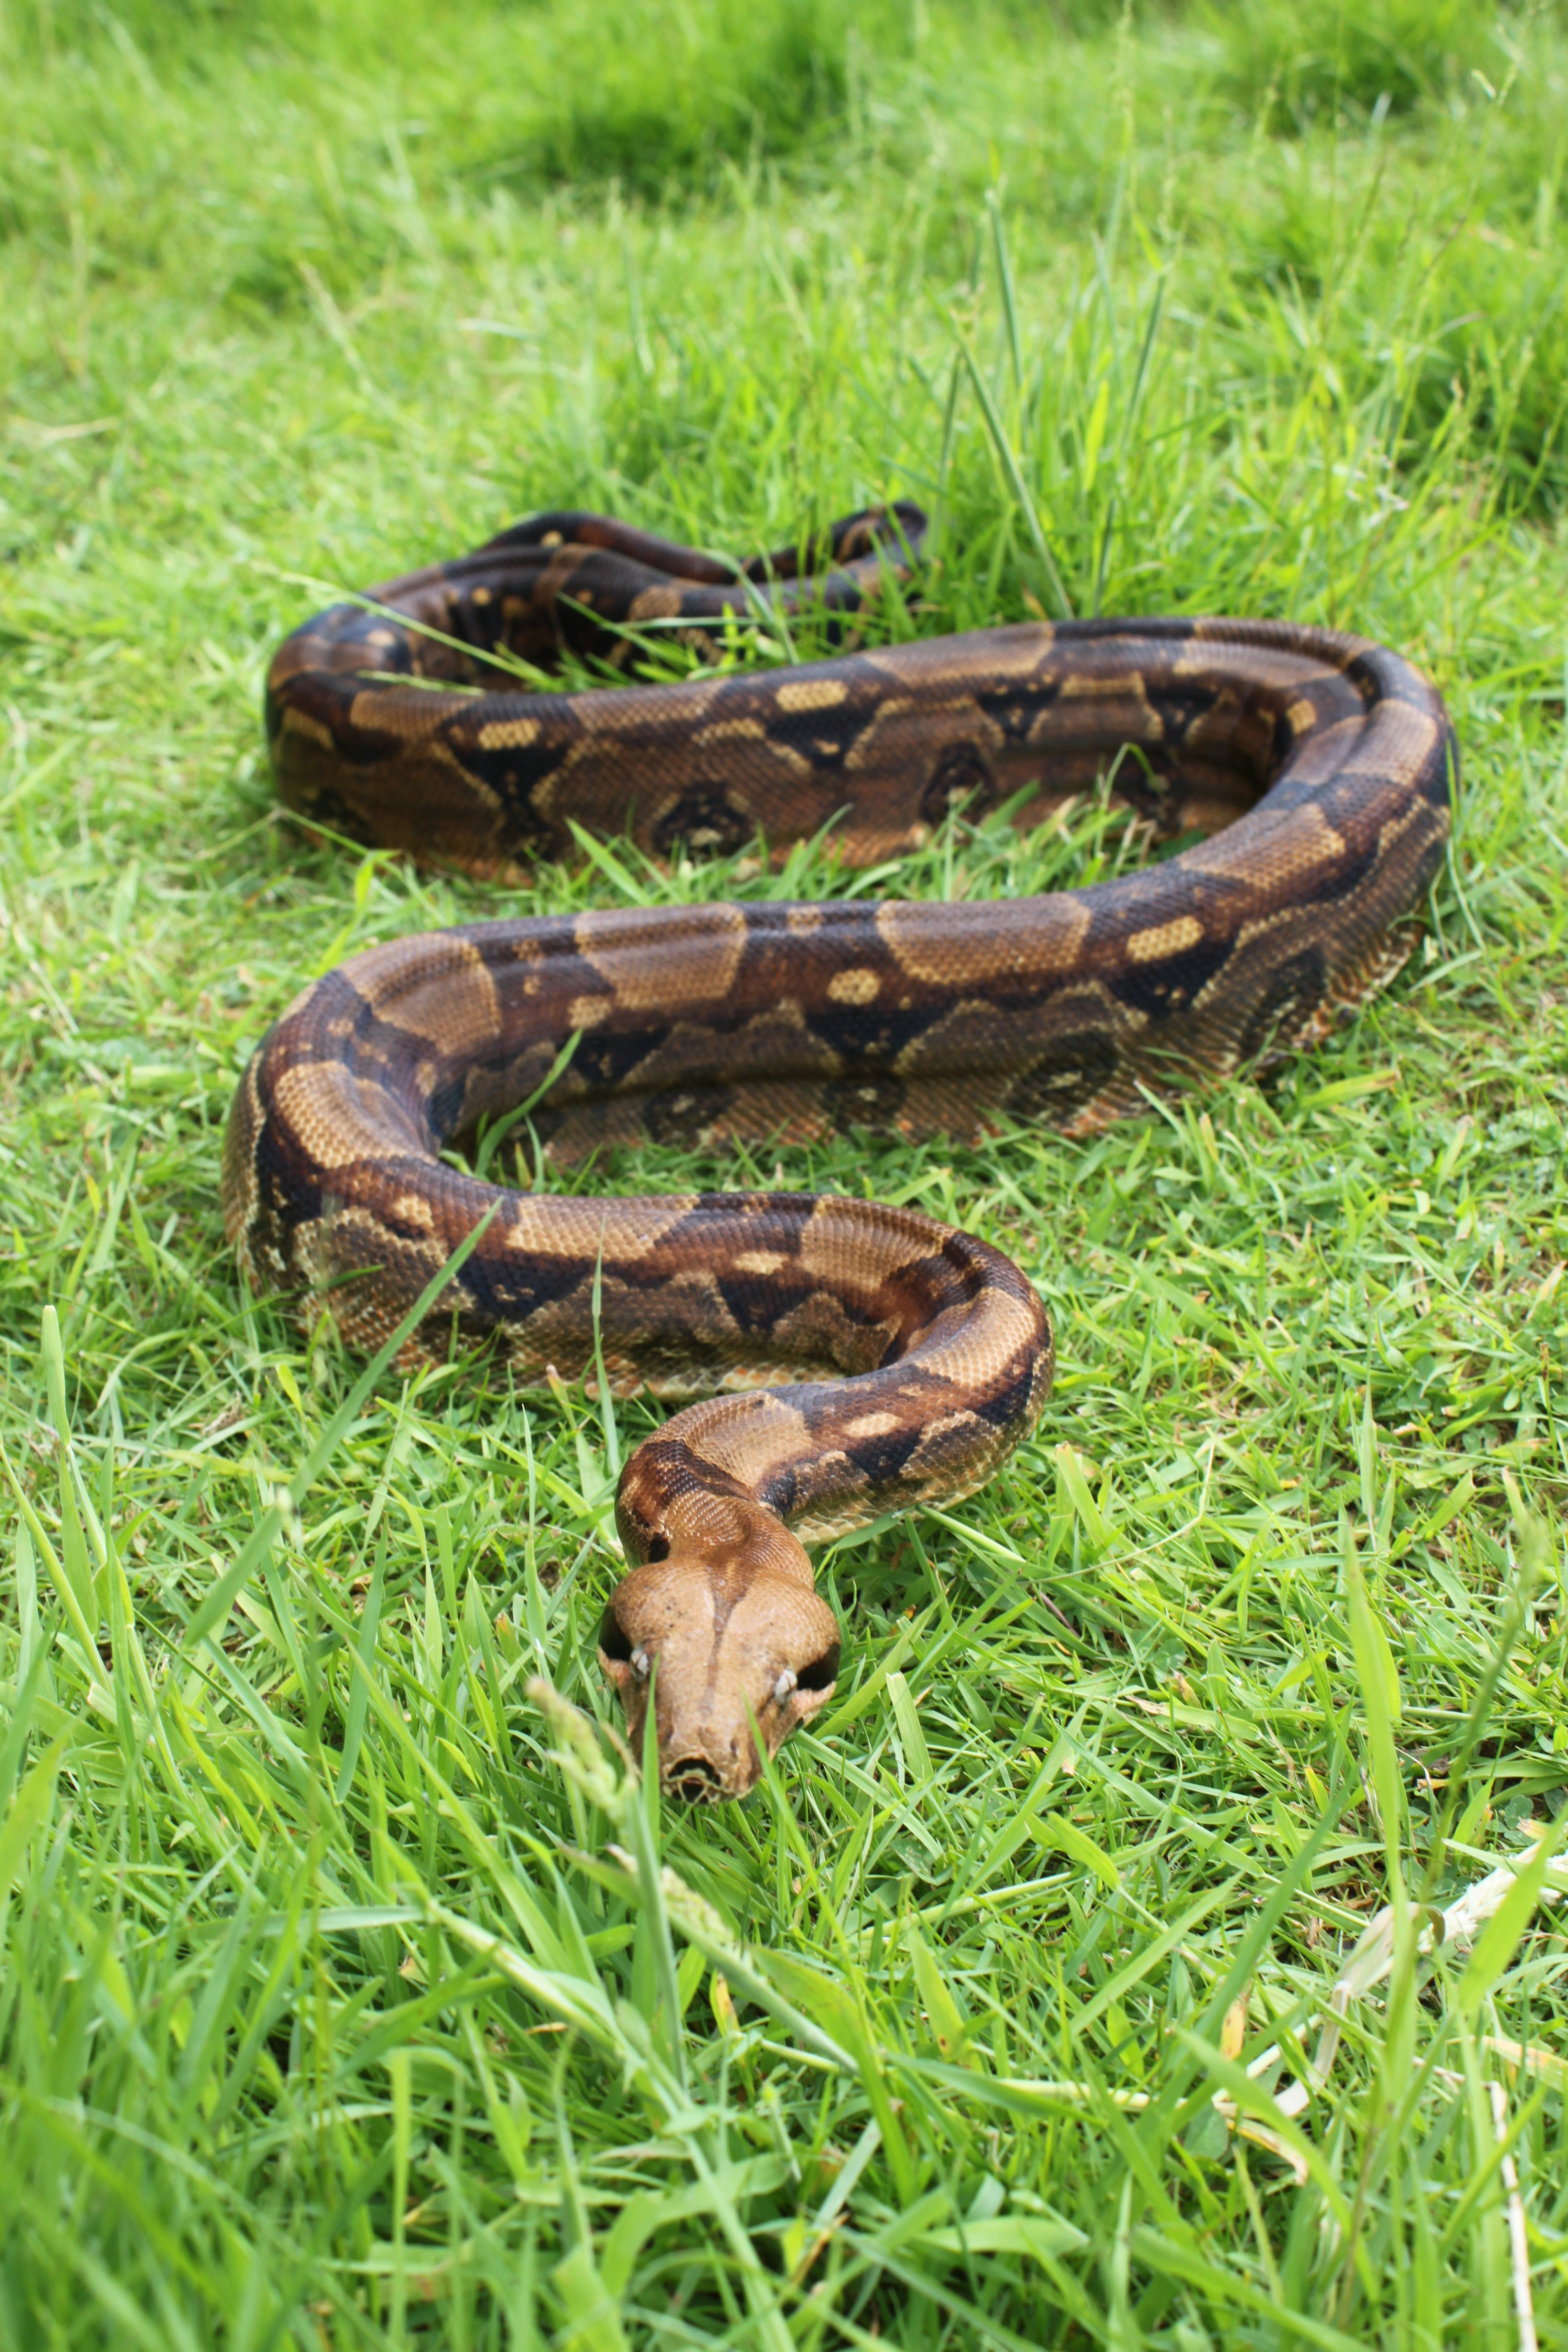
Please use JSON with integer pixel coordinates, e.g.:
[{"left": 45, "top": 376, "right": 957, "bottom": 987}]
[{"left": 224, "top": 504, "right": 1456, "bottom": 1801}]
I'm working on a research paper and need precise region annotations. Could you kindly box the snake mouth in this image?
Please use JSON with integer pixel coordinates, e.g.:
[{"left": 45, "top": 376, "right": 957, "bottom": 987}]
[{"left": 666, "top": 1756, "right": 725, "bottom": 1804}]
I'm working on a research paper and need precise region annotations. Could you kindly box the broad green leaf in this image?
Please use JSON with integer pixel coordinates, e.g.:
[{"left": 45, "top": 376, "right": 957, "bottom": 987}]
[
  {"left": 1458, "top": 1823, "right": 1566, "bottom": 2015},
  {"left": 887, "top": 1668, "right": 932, "bottom": 1782},
  {"left": 907, "top": 1921, "right": 970, "bottom": 2058},
  {"left": 923, "top": 2216, "right": 1087, "bottom": 2261},
  {"left": 1345, "top": 1539, "right": 1404, "bottom": 1897},
  {"left": 0, "top": 1734, "right": 68, "bottom": 1900},
  {"left": 1026, "top": 1806, "right": 1120, "bottom": 1890},
  {"left": 1054, "top": 1442, "right": 1113, "bottom": 1548},
  {"left": 758, "top": 1948, "right": 869, "bottom": 2060}
]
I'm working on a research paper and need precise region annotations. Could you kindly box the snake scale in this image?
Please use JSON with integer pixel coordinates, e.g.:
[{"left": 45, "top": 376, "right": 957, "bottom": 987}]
[{"left": 224, "top": 505, "right": 1456, "bottom": 1800}]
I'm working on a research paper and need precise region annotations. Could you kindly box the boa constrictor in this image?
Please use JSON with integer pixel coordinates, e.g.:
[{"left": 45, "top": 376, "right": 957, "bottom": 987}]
[{"left": 224, "top": 505, "right": 1455, "bottom": 1800}]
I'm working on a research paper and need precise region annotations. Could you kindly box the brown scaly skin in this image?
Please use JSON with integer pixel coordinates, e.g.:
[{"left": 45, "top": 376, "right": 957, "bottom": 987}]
[
  {"left": 598, "top": 1499, "right": 840, "bottom": 1803},
  {"left": 228, "top": 504, "right": 1458, "bottom": 1800}
]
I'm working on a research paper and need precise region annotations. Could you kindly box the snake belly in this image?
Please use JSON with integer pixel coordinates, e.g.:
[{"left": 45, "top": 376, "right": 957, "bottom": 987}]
[{"left": 228, "top": 505, "right": 1456, "bottom": 1800}]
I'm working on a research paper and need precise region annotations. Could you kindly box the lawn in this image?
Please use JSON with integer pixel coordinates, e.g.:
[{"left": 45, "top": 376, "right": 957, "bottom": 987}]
[{"left": 2, "top": 0, "right": 1568, "bottom": 2342}]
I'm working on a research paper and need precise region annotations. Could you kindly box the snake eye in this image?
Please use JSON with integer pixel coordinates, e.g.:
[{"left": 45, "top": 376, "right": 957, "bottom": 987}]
[
  {"left": 795, "top": 1641, "right": 841, "bottom": 1694},
  {"left": 598, "top": 1606, "right": 634, "bottom": 1664}
]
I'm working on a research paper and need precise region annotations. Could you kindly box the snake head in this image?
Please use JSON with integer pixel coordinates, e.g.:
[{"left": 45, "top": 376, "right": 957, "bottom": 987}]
[{"left": 597, "top": 1506, "right": 840, "bottom": 1802}]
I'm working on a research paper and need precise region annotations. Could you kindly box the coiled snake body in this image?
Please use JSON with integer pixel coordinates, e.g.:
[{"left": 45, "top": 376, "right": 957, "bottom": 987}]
[{"left": 225, "top": 507, "right": 1455, "bottom": 1800}]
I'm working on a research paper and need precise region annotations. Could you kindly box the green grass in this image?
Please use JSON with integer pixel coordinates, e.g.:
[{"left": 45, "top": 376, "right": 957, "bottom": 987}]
[{"left": 2, "top": 0, "right": 1568, "bottom": 2342}]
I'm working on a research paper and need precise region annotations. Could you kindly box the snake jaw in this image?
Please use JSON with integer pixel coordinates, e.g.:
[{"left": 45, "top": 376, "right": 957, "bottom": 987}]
[{"left": 597, "top": 1509, "right": 840, "bottom": 1801}]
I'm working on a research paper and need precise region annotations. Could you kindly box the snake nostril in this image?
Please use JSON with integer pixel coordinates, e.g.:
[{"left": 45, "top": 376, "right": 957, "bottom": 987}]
[
  {"left": 795, "top": 1640, "right": 841, "bottom": 1693},
  {"left": 667, "top": 1757, "right": 722, "bottom": 1804},
  {"left": 598, "top": 1605, "right": 634, "bottom": 1664}
]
